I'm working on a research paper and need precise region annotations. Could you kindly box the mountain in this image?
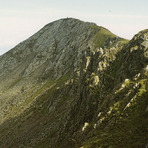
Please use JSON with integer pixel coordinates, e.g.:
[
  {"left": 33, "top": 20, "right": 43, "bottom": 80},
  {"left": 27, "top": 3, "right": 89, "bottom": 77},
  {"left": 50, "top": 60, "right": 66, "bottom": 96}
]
[{"left": 0, "top": 18, "right": 147, "bottom": 148}]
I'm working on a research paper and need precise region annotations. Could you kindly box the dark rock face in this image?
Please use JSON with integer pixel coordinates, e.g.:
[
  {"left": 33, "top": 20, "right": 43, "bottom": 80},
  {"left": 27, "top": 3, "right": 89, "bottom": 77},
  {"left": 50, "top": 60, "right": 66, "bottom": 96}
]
[{"left": 0, "top": 18, "right": 147, "bottom": 148}]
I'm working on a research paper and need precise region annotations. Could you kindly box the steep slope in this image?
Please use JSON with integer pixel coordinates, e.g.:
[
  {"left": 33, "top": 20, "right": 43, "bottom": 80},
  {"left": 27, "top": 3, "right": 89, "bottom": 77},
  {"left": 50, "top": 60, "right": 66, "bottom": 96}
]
[
  {"left": 80, "top": 29, "right": 148, "bottom": 148},
  {"left": 0, "top": 18, "right": 96, "bottom": 123},
  {"left": 0, "top": 18, "right": 147, "bottom": 148}
]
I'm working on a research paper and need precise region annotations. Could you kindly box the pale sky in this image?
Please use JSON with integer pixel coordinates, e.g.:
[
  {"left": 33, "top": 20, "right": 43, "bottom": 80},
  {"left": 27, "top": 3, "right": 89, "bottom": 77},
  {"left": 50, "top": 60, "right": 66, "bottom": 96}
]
[{"left": 0, "top": 0, "right": 148, "bottom": 55}]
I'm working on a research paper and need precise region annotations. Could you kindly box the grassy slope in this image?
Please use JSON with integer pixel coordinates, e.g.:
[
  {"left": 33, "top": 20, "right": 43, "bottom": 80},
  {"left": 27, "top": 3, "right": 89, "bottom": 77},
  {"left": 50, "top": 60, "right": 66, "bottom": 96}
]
[
  {"left": 82, "top": 76, "right": 148, "bottom": 148},
  {"left": 91, "top": 25, "right": 129, "bottom": 49},
  {"left": 0, "top": 75, "right": 70, "bottom": 147}
]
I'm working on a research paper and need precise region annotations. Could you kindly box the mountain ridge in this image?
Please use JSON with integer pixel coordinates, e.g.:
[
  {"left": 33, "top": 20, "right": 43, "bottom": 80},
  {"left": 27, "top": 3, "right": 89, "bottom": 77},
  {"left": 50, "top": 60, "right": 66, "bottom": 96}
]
[{"left": 0, "top": 18, "right": 147, "bottom": 148}]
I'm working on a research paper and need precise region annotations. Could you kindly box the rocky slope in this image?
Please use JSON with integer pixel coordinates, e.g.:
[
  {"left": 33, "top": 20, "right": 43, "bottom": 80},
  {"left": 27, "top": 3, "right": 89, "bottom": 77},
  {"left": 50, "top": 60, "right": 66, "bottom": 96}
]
[{"left": 0, "top": 18, "right": 147, "bottom": 148}]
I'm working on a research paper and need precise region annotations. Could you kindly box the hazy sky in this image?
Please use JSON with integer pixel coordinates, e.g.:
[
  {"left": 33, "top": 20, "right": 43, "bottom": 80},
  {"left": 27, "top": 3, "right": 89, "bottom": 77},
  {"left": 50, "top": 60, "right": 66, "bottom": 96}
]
[{"left": 0, "top": 0, "right": 148, "bottom": 55}]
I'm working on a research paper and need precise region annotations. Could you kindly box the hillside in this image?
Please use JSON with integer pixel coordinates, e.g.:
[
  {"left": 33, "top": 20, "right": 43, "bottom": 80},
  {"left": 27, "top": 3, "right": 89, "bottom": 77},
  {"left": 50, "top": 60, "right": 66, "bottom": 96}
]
[{"left": 0, "top": 18, "right": 147, "bottom": 148}]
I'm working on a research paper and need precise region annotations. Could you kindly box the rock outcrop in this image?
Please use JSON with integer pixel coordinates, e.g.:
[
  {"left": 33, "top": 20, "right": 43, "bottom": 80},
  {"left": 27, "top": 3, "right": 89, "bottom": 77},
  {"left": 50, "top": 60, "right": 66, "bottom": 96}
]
[{"left": 0, "top": 18, "right": 147, "bottom": 148}]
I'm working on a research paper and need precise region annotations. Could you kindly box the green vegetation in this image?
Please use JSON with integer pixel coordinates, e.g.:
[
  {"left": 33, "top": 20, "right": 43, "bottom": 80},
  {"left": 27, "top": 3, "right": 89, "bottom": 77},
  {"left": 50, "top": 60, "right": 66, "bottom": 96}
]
[
  {"left": 93, "top": 27, "right": 116, "bottom": 48},
  {"left": 120, "top": 38, "right": 129, "bottom": 45},
  {"left": 2, "top": 75, "right": 70, "bottom": 122},
  {"left": 91, "top": 25, "right": 129, "bottom": 49},
  {"left": 82, "top": 77, "right": 148, "bottom": 148}
]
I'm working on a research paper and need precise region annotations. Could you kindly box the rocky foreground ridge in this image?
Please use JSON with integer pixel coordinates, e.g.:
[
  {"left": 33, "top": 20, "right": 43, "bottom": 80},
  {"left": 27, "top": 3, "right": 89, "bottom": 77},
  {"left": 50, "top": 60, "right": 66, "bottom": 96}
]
[{"left": 0, "top": 18, "right": 147, "bottom": 148}]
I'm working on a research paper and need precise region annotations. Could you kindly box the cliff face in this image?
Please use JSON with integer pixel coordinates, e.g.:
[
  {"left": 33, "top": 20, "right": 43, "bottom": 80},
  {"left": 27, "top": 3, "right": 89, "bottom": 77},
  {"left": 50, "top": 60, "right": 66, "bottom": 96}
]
[{"left": 0, "top": 18, "right": 147, "bottom": 148}]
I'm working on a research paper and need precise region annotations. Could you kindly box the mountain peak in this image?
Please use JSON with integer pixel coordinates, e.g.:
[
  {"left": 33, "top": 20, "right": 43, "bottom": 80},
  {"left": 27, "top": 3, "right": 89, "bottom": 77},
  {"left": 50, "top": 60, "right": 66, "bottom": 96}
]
[
  {"left": 0, "top": 18, "right": 147, "bottom": 148},
  {"left": 0, "top": 18, "right": 125, "bottom": 79}
]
